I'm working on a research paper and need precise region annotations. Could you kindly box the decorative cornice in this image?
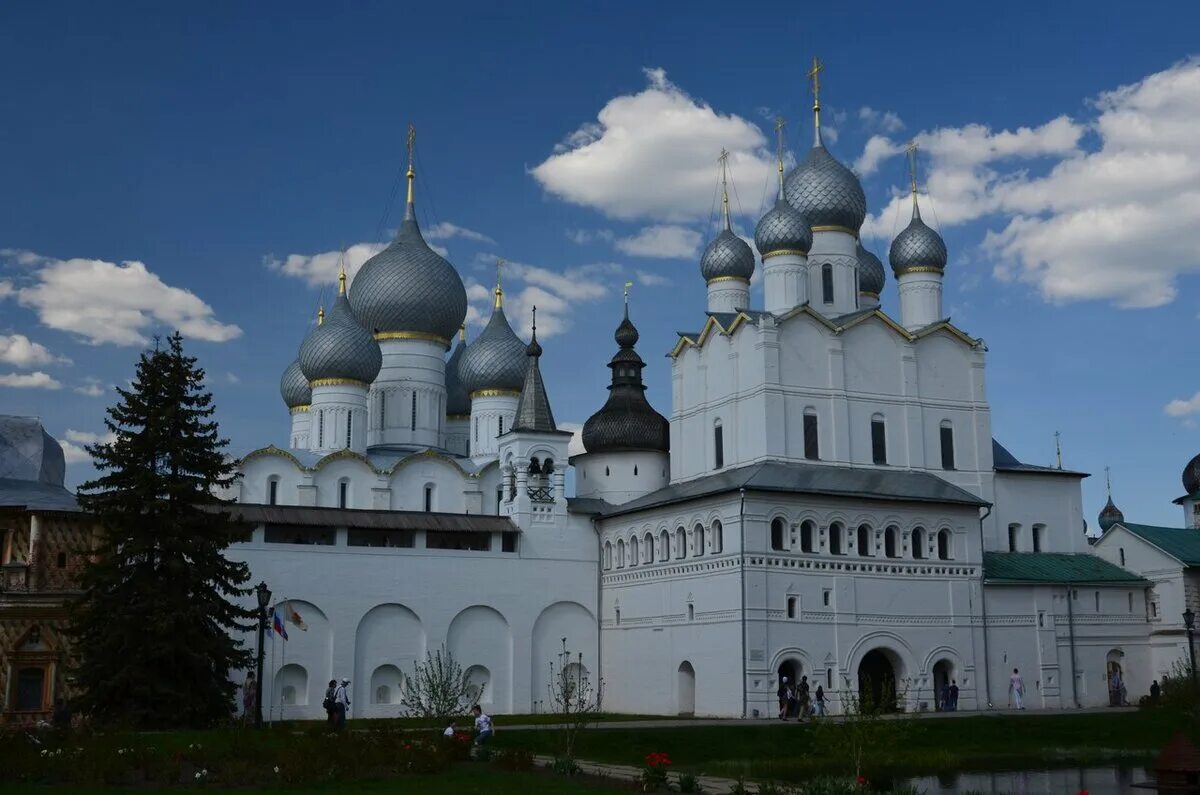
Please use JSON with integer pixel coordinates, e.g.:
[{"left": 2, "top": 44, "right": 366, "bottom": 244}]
[
  {"left": 895, "top": 265, "right": 945, "bottom": 275},
  {"left": 310, "top": 377, "right": 368, "bottom": 388},
  {"left": 811, "top": 224, "right": 859, "bottom": 236},
  {"left": 289, "top": 405, "right": 311, "bottom": 415},
  {"left": 706, "top": 275, "right": 751, "bottom": 286},
  {"left": 374, "top": 330, "right": 451, "bottom": 348},
  {"left": 470, "top": 388, "right": 521, "bottom": 399},
  {"left": 762, "top": 248, "right": 809, "bottom": 260}
]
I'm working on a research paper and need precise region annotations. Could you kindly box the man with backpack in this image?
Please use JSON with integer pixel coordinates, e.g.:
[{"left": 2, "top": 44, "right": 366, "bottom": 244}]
[
  {"left": 332, "top": 678, "right": 351, "bottom": 730},
  {"left": 323, "top": 680, "right": 337, "bottom": 728}
]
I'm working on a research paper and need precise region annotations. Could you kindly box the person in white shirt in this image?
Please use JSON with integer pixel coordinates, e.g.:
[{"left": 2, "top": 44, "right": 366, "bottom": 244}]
[
  {"left": 443, "top": 719, "right": 457, "bottom": 738},
  {"left": 471, "top": 704, "right": 493, "bottom": 745},
  {"left": 1009, "top": 668, "right": 1025, "bottom": 710},
  {"left": 333, "top": 678, "right": 351, "bottom": 729}
]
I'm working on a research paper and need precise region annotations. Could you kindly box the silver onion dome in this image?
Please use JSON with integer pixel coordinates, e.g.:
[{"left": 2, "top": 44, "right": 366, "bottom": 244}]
[
  {"left": 784, "top": 144, "right": 867, "bottom": 233},
  {"left": 348, "top": 172, "right": 467, "bottom": 343},
  {"left": 755, "top": 197, "right": 812, "bottom": 258},
  {"left": 444, "top": 332, "right": 470, "bottom": 416},
  {"left": 457, "top": 293, "right": 528, "bottom": 395},
  {"left": 280, "top": 359, "right": 312, "bottom": 409},
  {"left": 889, "top": 200, "right": 948, "bottom": 275},
  {"left": 1098, "top": 496, "right": 1125, "bottom": 533},
  {"left": 298, "top": 283, "right": 383, "bottom": 385},
  {"left": 701, "top": 228, "right": 755, "bottom": 283},
  {"left": 856, "top": 242, "right": 886, "bottom": 296}
]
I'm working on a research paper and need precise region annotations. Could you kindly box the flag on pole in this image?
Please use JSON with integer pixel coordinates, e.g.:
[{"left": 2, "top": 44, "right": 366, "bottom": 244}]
[
  {"left": 272, "top": 607, "right": 288, "bottom": 640},
  {"left": 287, "top": 603, "right": 308, "bottom": 631}
]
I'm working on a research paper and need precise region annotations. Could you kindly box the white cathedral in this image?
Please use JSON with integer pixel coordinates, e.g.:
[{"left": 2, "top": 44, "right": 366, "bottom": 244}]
[{"left": 226, "top": 80, "right": 1190, "bottom": 720}]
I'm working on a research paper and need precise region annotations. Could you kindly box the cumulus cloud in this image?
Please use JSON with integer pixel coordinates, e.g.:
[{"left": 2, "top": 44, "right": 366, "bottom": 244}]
[
  {"left": 59, "top": 429, "right": 117, "bottom": 464},
  {"left": 565, "top": 228, "right": 614, "bottom": 245},
  {"left": 859, "top": 58, "right": 1200, "bottom": 309},
  {"left": 263, "top": 242, "right": 387, "bottom": 288},
  {"left": 0, "top": 371, "right": 61, "bottom": 389},
  {"left": 8, "top": 253, "right": 241, "bottom": 346},
  {"left": 531, "top": 68, "right": 776, "bottom": 222},
  {"left": 424, "top": 222, "right": 495, "bottom": 245},
  {"left": 1166, "top": 392, "right": 1200, "bottom": 418},
  {"left": 466, "top": 257, "right": 625, "bottom": 339},
  {"left": 634, "top": 270, "right": 670, "bottom": 287},
  {"left": 74, "top": 377, "right": 105, "bottom": 397},
  {"left": 0, "top": 281, "right": 13, "bottom": 299},
  {"left": 615, "top": 225, "right": 703, "bottom": 259},
  {"left": 859, "top": 106, "right": 906, "bottom": 134},
  {"left": 0, "top": 334, "right": 69, "bottom": 367}
]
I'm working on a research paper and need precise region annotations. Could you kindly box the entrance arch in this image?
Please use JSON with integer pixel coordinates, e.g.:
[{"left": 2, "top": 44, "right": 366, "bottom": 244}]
[
  {"left": 857, "top": 649, "right": 898, "bottom": 712},
  {"left": 1106, "top": 649, "right": 1125, "bottom": 706},
  {"left": 677, "top": 661, "right": 696, "bottom": 716},
  {"left": 932, "top": 658, "right": 956, "bottom": 710},
  {"left": 778, "top": 658, "right": 801, "bottom": 688}
]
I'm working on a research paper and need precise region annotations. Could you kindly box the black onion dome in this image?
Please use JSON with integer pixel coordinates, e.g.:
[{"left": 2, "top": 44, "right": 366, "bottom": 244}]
[
  {"left": 1098, "top": 496, "right": 1125, "bottom": 532},
  {"left": 280, "top": 359, "right": 312, "bottom": 409},
  {"left": 700, "top": 228, "right": 755, "bottom": 283},
  {"left": 298, "top": 291, "right": 382, "bottom": 384},
  {"left": 856, "top": 242, "right": 886, "bottom": 296},
  {"left": 784, "top": 145, "right": 867, "bottom": 232},
  {"left": 889, "top": 201, "right": 948, "bottom": 275},
  {"left": 1183, "top": 452, "right": 1200, "bottom": 496},
  {"left": 348, "top": 202, "right": 467, "bottom": 342},
  {"left": 581, "top": 308, "right": 669, "bottom": 455},
  {"left": 755, "top": 197, "right": 812, "bottom": 257},
  {"left": 457, "top": 302, "right": 528, "bottom": 395},
  {"left": 444, "top": 336, "right": 470, "bottom": 416}
]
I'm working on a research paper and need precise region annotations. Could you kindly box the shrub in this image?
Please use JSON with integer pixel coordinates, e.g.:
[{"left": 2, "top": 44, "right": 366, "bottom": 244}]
[
  {"left": 494, "top": 747, "right": 535, "bottom": 772},
  {"left": 677, "top": 771, "right": 703, "bottom": 792},
  {"left": 642, "top": 751, "right": 673, "bottom": 790},
  {"left": 549, "top": 755, "right": 580, "bottom": 776}
]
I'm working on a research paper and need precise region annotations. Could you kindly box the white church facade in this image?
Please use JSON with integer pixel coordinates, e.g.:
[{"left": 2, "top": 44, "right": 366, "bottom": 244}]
[{"left": 224, "top": 85, "right": 1176, "bottom": 720}]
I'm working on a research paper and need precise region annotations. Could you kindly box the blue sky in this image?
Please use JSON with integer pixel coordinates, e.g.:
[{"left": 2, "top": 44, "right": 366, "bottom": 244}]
[{"left": 3, "top": 1, "right": 1200, "bottom": 528}]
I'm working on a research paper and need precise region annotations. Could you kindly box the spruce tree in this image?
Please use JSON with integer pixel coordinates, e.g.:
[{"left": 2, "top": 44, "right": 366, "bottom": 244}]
[{"left": 70, "top": 333, "right": 253, "bottom": 728}]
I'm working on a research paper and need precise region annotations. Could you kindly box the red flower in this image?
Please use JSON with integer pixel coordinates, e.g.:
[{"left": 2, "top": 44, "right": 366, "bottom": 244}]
[
  {"left": 856, "top": 776, "right": 868, "bottom": 786},
  {"left": 644, "top": 752, "right": 672, "bottom": 768},
  {"left": 1078, "top": 791, "right": 1089, "bottom": 795}
]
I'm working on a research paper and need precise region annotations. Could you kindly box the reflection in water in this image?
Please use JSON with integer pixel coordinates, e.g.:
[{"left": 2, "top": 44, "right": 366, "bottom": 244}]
[{"left": 901, "top": 765, "right": 1150, "bottom": 794}]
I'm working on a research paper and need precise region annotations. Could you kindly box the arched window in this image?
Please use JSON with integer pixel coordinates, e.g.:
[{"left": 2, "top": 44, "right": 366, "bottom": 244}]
[
  {"left": 345, "top": 411, "right": 353, "bottom": 449},
  {"left": 634, "top": 465, "right": 638, "bottom": 476},
  {"left": 423, "top": 484, "right": 434, "bottom": 513},
  {"left": 857, "top": 524, "right": 873, "bottom": 557},
  {"left": 659, "top": 529, "right": 670, "bottom": 561},
  {"left": 267, "top": 476, "right": 279, "bottom": 506},
  {"left": 713, "top": 420, "right": 725, "bottom": 470},
  {"left": 912, "top": 526, "right": 927, "bottom": 559},
  {"left": 630, "top": 535, "right": 639, "bottom": 566},
  {"left": 1032, "top": 524, "right": 1046, "bottom": 553},
  {"left": 498, "top": 414, "right": 504, "bottom": 435},
  {"left": 605, "top": 466, "right": 610, "bottom": 477},
  {"left": 379, "top": 390, "right": 387, "bottom": 427},
  {"left": 644, "top": 532, "right": 655, "bottom": 564},
  {"left": 411, "top": 392, "right": 418, "bottom": 431},
  {"left": 885, "top": 525, "right": 899, "bottom": 558},
  {"left": 771, "top": 518, "right": 786, "bottom": 552},
  {"left": 821, "top": 263, "right": 834, "bottom": 304},
  {"left": 871, "top": 414, "right": 887, "bottom": 465},
  {"left": 338, "top": 479, "right": 349, "bottom": 509},
  {"left": 712, "top": 520, "right": 723, "bottom": 554},
  {"left": 1119, "top": 547, "right": 1126, "bottom": 567},
  {"left": 937, "top": 528, "right": 952, "bottom": 560},
  {"left": 542, "top": 458, "right": 555, "bottom": 476},
  {"left": 603, "top": 541, "right": 612, "bottom": 570},
  {"left": 803, "top": 408, "right": 820, "bottom": 460},
  {"left": 829, "top": 522, "right": 844, "bottom": 556},
  {"left": 694, "top": 523, "right": 705, "bottom": 556},
  {"left": 616, "top": 538, "right": 626, "bottom": 568},
  {"left": 1008, "top": 523, "right": 1021, "bottom": 552},
  {"left": 939, "top": 420, "right": 955, "bottom": 470},
  {"left": 317, "top": 410, "right": 325, "bottom": 447},
  {"left": 800, "top": 520, "right": 815, "bottom": 553},
  {"left": 675, "top": 526, "right": 687, "bottom": 559}
]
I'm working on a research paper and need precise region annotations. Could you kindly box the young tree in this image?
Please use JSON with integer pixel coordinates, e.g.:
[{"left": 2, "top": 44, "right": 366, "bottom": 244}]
[
  {"left": 69, "top": 333, "right": 253, "bottom": 728},
  {"left": 546, "top": 638, "right": 603, "bottom": 767},
  {"left": 400, "top": 646, "right": 478, "bottom": 722}
]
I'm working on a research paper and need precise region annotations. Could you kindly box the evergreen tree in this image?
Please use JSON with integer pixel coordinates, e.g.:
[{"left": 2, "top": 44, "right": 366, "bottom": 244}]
[{"left": 70, "top": 333, "right": 253, "bottom": 728}]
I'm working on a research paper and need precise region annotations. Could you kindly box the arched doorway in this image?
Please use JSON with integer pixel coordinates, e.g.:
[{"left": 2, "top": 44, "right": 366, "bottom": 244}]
[
  {"left": 932, "top": 659, "right": 956, "bottom": 711},
  {"left": 777, "top": 659, "right": 802, "bottom": 718},
  {"left": 677, "top": 661, "right": 696, "bottom": 716},
  {"left": 1106, "top": 650, "right": 1125, "bottom": 706},
  {"left": 857, "top": 650, "right": 897, "bottom": 713}
]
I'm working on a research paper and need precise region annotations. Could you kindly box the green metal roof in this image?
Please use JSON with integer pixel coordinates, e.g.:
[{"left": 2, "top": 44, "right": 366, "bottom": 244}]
[
  {"left": 1119, "top": 523, "right": 1200, "bottom": 567},
  {"left": 983, "top": 551, "right": 1147, "bottom": 585}
]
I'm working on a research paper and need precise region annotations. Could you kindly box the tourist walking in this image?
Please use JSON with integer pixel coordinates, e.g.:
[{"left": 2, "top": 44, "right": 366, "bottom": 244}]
[
  {"left": 799, "top": 675, "right": 811, "bottom": 719},
  {"left": 949, "top": 680, "right": 959, "bottom": 711},
  {"left": 814, "top": 684, "right": 826, "bottom": 717},
  {"left": 333, "top": 678, "right": 351, "bottom": 730},
  {"left": 323, "top": 679, "right": 337, "bottom": 728},
  {"left": 472, "top": 704, "right": 493, "bottom": 745},
  {"left": 777, "top": 676, "right": 790, "bottom": 720},
  {"left": 242, "top": 671, "right": 257, "bottom": 724},
  {"left": 1150, "top": 679, "right": 1161, "bottom": 704},
  {"left": 1009, "top": 668, "right": 1025, "bottom": 710},
  {"left": 939, "top": 679, "right": 950, "bottom": 711}
]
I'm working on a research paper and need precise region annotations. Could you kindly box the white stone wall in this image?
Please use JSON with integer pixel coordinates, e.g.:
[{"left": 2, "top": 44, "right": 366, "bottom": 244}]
[
  {"left": 897, "top": 271, "right": 943, "bottom": 331},
  {"left": 572, "top": 451, "right": 670, "bottom": 505},
  {"left": 805, "top": 230, "right": 859, "bottom": 317},
  {"left": 289, "top": 409, "right": 311, "bottom": 450},
  {"left": 309, "top": 384, "right": 369, "bottom": 454},
  {"left": 469, "top": 393, "right": 519, "bottom": 462},
  {"left": 369, "top": 338, "right": 449, "bottom": 450},
  {"left": 992, "top": 472, "right": 1087, "bottom": 554},
  {"left": 706, "top": 280, "right": 750, "bottom": 314},
  {"left": 762, "top": 253, "right": 807, "bottom": 314}
]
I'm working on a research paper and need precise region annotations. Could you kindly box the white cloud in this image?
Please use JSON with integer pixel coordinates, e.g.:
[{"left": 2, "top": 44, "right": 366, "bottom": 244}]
[
  {"left": 0, "top": 248, "right": 50, "bottom": 267},
  {"left": 466, "top": 257, "right": 624, "bottom": 339},
  {"left": 531, "top": 68, "right": 776, "bottom": 222},
  {"left": 225, "top": 372, "right": 240, "bottom": 385},
  {"left": 565, "top": 228, "right": 614, "bottom": 245},
  {"left": 424, "top": 222, "right": 495, "bottom": 245},
  {"left": 634, "top": 270, "right": 670, "bottom": 287},
  {"left": 263, "top": 242, "right": 386, "bottom": 288},
  {"left": 74, "top": 377, "right": 105, "bottom": 397},
  {"left": 859, "top": 58, "right": 1200, "bottom": 309},
  {"left": 59, "top": 429, "right": 117, "bottom": 464},
  {"left": 615, "top": 225, "right": 703, "bottom": 259},
  {"left": 9, "top": 253, "right": 241, "bottom": 346},
  {"left": 854, "top": 135, "right": 904, "bottom": 177},
  {"left": 0, "top": 281, "right": 12, "bottom": 299},
  {"left": 0, "top": 334, "right": 69, "bottom": 367},
  {"left": 859, "top": 106, "right": 905, "bottom": 134},
  {"left": 64, "top": 428, "right": 116, "bottom": 446},
  {"left": 1166, "top": 392, "right": 1200, "bottom": 418},
  {"left": 0, "top": 371, "right": 61, "bottom": 389}
]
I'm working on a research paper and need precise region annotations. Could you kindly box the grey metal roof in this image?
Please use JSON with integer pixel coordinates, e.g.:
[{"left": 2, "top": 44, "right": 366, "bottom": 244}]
[
  {"left": 856, "top": 242, "right": 886, "bottom": 295},
  {"left": 567, "top": 496, "right": 614, "bottom": 516},
  {"left": 889, "top": 201, "right": 948, "bottom": 275},
  {"left": 204, "top": 502, "right": 519, "bottom": 532},
  {"left": 755, "top": 197, "right": 812, "bottom": 257},
  {"left": 511, "top": 325, "right": 561, "bottom": 434},
  {"left": 700, "top": 227, "right": 755, "bottom": 283},
  {"left": 457, "top": 305, "right": 528, "bottom": 395},
  {"left": 0, "top": 478, "right": 80, "bottom": 512},
  {"left": 0, "top": 416, "right": 66, "bottom": 486},
  {"left": 991, "top": 439, "right": 1087, "bottom": 477},
  {"left": 594, "top": 460, "right": 988, "bottom": 519},
  {"left": 298, "top": 292, "right": 383, "bottom": 384},
  {"left": 444, "top": 337, "right": 470, "bottom": 415},
  {"left": 1098, "top": 496, "right": 1124, "bottom": 532},
  {"left": 348, "top": 202, "right": 468, "bottom": 341},
  {"left": 784, "top": 145, "right": 867, "bottom": 232},
  {"left": 280, "top": 359, "right": 311, "bottom": 409}
]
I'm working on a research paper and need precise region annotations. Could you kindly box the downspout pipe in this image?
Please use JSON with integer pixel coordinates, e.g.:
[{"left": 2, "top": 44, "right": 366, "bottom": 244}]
[
  {"left": 592, "top": 515, "right": 603, "bottom": 713},
  {"left": 1065, "top": 582, "right": 1080, "bottom": 708},
  {"left": 739, "top": 487, "right": 748, "bottom": 719},
  {"left": 978, "top": 505, "right": 993, "bottom": 708}
]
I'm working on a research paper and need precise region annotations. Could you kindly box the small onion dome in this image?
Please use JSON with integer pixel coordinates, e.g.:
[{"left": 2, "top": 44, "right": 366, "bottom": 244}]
[
  {"left": 457, "top": 297, "right": 528, "bottom": 396},
  {"left": 755, "top": 197, "right": 812, "bottom": 258},
  {"left": 1183, "top": 452, "right": 1200, "bottom": 495},
  {"left": 581, "top": 307, "right": 670, "bottom": 455},
  {"left": 444, "top": 334, "right": 470, "bottom": 416},
  {"left": 856, "top": 242, "right": 886, "bottom": 296},
  {"left": 298, "top": 283, "right": 382, "bottom": 385},
  {"left": 700, "top": 228, "right": 755, "bottom": 284},
  {"left": 784, "top": 145, "right": 867, "bottom": 233},
  {"left": 348, "top": 196, "right": 467, "bottom": 344},
  {"left": 280, "top": 359, "right": 311, "bottom": 409},
  {"left": 1098, "top": 496, "right": 1125, "bottom": 532},
  {"left": 889, "top": 200, "right": 948, "bottom": 276}
]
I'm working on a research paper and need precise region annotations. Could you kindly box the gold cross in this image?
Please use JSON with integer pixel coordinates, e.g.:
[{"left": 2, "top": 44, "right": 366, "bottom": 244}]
[
  {"left": 807, "top": 57, "right": 823, "bottom": 105},
  {"left": 774, "top": 116, "right": 787, "bottom": 176},
  {"left": 406, "top": 124, "right": 416, "bottom": 171},
  {"left": 494, "top": 258, "right": 505, "bottom": 309},
  {"left": 906, "top": 140, "right": 919, "bottom": 194}
]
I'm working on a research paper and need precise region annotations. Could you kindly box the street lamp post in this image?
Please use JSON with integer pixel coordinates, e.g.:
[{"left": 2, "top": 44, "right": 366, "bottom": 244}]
[
  {"left": 255, "top": 581, "right": 272, "bottom": 729},
  {"left": 1184, "top": 609, "right": 1197, "bottom": 685}
]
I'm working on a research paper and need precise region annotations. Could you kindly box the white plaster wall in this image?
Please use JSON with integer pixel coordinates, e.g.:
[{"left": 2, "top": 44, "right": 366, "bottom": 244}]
[
  {"left": 572, "top": 451, "right": 670, "bottom": 505},
  {"left": 991, "top": 472, "right": 1086, "bottom": 554},
  {"left": 310, "top": 385, "right": 369, "bottom": 454},
  {"left": 763, "top": 253, "right": 807, "bottom": 314},
  {"left": 707, "top": 280, "right": 750, "bottom": 314},
  {"left": 289, "top": 410, "right": 311, "bottom": 450},
  {"left": 897, "top": 271, "right": 943, "bottom": 330},
  {"left": 369, "top": 338, "right": 448, "bottom": 449},
  {"left": 806, "top": 231, "right": 859, "bottom": 317},
  {"left": 469, "top": 393, "right": 519, "bottom": 461}
]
